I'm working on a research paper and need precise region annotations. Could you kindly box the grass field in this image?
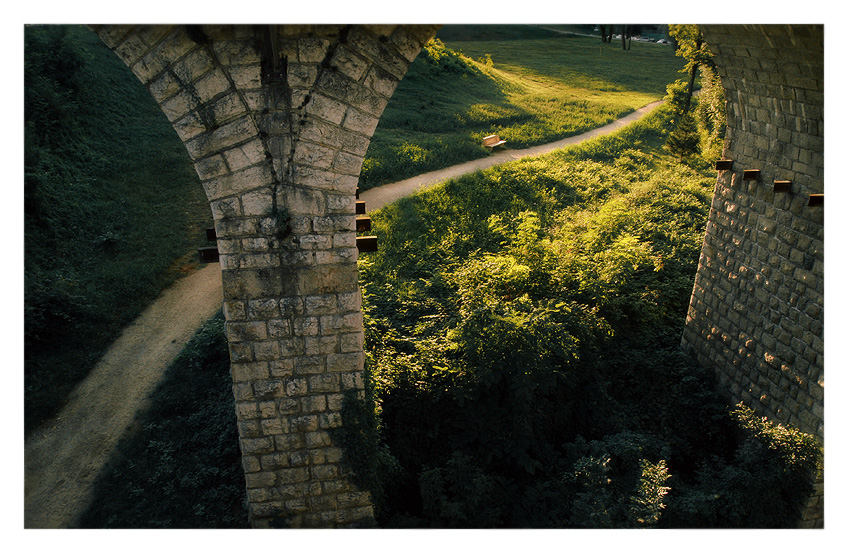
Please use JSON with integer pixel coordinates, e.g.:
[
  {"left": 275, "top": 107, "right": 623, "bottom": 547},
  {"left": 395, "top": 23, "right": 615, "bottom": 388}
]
[
  {"left": 24, "top": 25, "right": 212, "bottom": 433},
  {"left": 360, "top": 25, "right": 685, "bottom": 189}
]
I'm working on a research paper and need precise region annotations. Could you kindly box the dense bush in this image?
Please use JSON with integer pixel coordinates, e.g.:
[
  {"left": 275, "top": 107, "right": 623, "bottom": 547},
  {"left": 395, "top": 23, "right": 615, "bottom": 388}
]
[
  {"left": 78, "top": 311, "right": 249, "bottom": 528},
  {"left": 356, "top": 106, "right": 819, "bottom": 528}
]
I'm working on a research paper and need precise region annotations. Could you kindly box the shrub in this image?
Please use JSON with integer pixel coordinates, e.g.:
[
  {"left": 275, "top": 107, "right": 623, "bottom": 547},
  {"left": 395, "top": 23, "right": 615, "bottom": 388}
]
[
  {"left": 665, "top": 111, "right": 701, "bottom": 159},
  {"left": 662, "top": 404, "right": 821, "bottom": 528},
  {"left": 420, "top": 38, "right": 479, "bottom": 75}
]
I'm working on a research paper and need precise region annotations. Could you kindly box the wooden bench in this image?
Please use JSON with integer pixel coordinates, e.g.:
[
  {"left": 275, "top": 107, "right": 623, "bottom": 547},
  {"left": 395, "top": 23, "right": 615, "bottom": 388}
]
[{"left": 482, "top": 134, "right": 507, "bottom": 151}]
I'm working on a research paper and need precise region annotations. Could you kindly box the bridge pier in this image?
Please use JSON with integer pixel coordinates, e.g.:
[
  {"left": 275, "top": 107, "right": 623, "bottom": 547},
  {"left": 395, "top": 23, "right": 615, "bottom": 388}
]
[{"left": 92, "top": 23, "right": 438, "bottom": 527}]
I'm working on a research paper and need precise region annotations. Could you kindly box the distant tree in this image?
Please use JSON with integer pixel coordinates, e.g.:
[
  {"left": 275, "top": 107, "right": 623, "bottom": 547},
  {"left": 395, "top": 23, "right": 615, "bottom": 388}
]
[
  {"left": 668, "top": 24, "right": 715, "bottom": 114},
  {"left": 621, "top": 25, "right": 632, "bottom": 50},
  {"left": 664, "top": 25, "right": 726, "bottom": 163}
]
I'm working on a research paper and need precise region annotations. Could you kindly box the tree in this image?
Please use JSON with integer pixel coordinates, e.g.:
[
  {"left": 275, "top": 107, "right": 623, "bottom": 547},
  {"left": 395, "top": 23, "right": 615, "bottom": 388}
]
[
  {"left": 667, "top": 25, "right": 715, "bottom": 114},
  {"left": 621, "top": 25, "right": 632, "bottom": 50},
  {"left": 665, "top": 111, "right": 700, "bottom": 159}
]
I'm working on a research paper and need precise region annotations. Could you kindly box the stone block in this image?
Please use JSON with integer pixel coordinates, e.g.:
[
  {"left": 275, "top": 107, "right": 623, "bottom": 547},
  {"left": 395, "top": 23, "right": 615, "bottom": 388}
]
[
  {"left": 292, "top": 316, "right": 320, "bottom": 336},
  {"left": 231, "top": 362, "right": 270, "bottom": 383},
  {"left": 242, "top": 437, "right": 275, "bottom": 456},
  {"left": 304, "top": 335, "right": 339, "bottom": 355},
  {"left": 252, "top": 342, "right": 280, "bottom": 361},
  {"left": 186, "top": 116, "right": 261, "bottom": 161},
  {"left": 311, "top": 463, "right": 340, "bottom": 480},
  {"left": 285, "top": 377, "right": 309, "bottom": 397},
  {"left": 305, "top": 430, "right": 333, "bottom": 448},
  {"left": 308, "top": 373, "right": 341, "bottom": 394},
  {"left": 222, "top": 138, "right": 266, "bottom": 172},
  {"left": 228, "top": 321, "right": 269, "bottom": 342},
  {"left": 330, "top": 44, "right": 370, "bottom": 81},
  {"left": 260, "top": 417, "right": 285, "bottom": 435},
  {"left": 342, "top": 107, "right": 380, "bottom": 136},
  {"left": 339, "top": 332, "right": 364, "bottom": 353},
  {"left": 301, "top": 394, "right": 328, "bottom": 413}
]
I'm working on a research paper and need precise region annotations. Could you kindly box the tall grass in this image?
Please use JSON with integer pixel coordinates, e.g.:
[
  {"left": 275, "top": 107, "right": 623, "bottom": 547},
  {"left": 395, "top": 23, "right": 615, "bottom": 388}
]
[{"left": 24, "top": 25, "right": 213, "bottom": 433}]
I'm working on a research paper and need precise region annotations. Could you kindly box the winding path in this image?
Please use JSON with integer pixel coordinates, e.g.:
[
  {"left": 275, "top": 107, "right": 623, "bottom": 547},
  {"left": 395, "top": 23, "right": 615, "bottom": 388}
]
[
  {"left": 360, "top": 100, "right": 662, "bottom": 210},
  {"left": 23, "top": 99, "right": 663, "bottom": 528}
]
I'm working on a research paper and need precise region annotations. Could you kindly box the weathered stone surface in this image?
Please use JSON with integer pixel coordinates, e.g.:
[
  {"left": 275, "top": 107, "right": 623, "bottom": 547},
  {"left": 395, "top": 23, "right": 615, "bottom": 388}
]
[
  {"left": 91, "top": 23, "right": 441, "bottom": 529},
  {"left": 683, "top": 24, "right": 823, "bottom": 528}
]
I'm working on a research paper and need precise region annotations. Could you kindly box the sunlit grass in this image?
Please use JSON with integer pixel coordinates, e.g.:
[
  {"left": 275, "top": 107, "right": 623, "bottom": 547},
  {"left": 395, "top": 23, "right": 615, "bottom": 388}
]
[{"left": 360, "top": 27, "right": 684, "bottom": 189}]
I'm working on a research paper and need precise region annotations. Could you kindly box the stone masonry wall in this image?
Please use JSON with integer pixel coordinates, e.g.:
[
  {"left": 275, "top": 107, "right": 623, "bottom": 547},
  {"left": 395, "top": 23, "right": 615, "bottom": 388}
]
[
  {"left": 685, "top": 24, "right": 824, "bottom": 526},
  {"left": 91, "top": 24, "right": 438, "bottom": 528}
]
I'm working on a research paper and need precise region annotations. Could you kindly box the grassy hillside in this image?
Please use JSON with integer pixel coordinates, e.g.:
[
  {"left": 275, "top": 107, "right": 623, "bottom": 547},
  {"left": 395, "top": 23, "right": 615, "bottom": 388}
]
[
  {"left": 360, "top": 25, "right": 684, "bottom": 189},
  {"left": 24, "top": 25, "right": 212, "bottom": 433}
]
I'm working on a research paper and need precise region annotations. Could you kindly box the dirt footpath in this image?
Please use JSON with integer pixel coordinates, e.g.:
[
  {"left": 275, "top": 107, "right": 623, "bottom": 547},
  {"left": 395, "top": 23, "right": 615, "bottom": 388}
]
[
  {"left": 24, "top": 263, "right": 224, "bottom": 528},
  {"left": 359, "top": 100, "right": 663, "bottom": 211}
]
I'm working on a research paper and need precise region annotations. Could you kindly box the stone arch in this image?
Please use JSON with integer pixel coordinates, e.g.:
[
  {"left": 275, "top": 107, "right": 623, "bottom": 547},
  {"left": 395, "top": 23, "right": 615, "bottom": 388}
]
[
  {"left": 91, "top": 24, "right": 439, "bottom": 528},
  {"left": 90, "top": 24, "right": 824, "bottom": 528}
]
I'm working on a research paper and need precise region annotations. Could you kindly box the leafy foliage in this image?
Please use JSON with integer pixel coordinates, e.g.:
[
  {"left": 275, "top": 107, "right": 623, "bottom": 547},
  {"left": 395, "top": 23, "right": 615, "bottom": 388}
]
[
  {"left": 357, "top": 106, "right": 819, "bottom": 528},
  {"left": 665, "top": 111, "right": 701, "bottom": 160},
  {"left": 664, "top": 25, "right": 726, "bottom": 163}
]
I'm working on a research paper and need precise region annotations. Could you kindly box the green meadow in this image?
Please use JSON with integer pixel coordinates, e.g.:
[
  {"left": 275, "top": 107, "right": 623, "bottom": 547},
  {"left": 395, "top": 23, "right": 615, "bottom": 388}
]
[{"left": 360, "top": 25, "right": 684, "bottom": 189}]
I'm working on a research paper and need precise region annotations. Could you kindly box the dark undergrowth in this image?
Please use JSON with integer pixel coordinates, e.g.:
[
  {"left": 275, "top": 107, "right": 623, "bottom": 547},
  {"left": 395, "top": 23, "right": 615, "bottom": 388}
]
[
  {"left": 78, "top": 311, "right": 250, "bottom": 528},
  {"left": 24, "top": 24, "right": 213, "bottom": 434}
]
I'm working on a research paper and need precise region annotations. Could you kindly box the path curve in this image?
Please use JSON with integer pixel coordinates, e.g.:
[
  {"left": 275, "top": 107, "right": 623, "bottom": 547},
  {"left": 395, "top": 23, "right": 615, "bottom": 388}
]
[
  {"left": 360, "top": 100, "right": 663, "bottom": 210},
  {"left": 24, "top": 263, "right": 223, "bottom": 528},
  {"left": 23, "top": 98, "right": 663, "bottom": 528}
]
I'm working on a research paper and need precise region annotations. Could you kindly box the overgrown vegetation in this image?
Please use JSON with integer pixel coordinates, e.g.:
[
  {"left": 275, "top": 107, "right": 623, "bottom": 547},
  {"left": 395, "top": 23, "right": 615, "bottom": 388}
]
[
  {"left": 89, "top": 105, "right": 817, "bottom": 528},
  {"left": 360, "top": 25, "right": 685, "bottom": 190},
  {"left": 30, "top": 24, "right": 819, "bottom": 528},
  {"left": 663, "top": 24, "right": 726, "bottom": 163},
  {"left": 354, "top": 105, "right": 819, "bottom": 528},
  {"left": 24, "top": 25, "right": 212, "bottom": 433},
  {"left": 78, "top": 311, "right": 249, "bottom": 528}
]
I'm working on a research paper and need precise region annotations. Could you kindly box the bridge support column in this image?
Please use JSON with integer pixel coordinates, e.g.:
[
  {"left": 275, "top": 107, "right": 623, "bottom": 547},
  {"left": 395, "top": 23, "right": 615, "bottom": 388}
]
[
  {"left": 92, "top": 23, "right": 438, "bottom": 528},
  {"left": 686, "top": 24, "right": 824, "bottom": 527}
]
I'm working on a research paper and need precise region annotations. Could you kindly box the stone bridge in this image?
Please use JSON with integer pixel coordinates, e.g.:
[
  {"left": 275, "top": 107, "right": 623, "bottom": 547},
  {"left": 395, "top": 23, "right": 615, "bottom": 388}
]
[{"left": 90, "top": 24, "right": 823, "bottom": 528}]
